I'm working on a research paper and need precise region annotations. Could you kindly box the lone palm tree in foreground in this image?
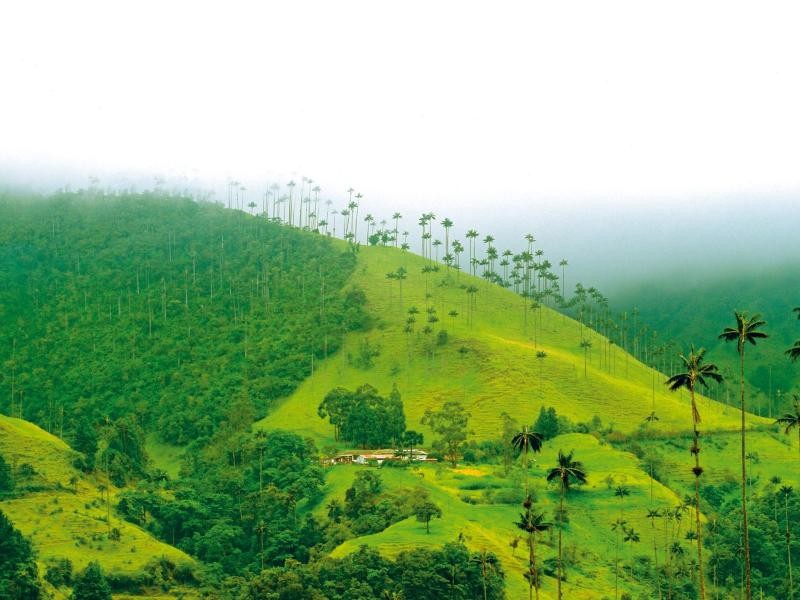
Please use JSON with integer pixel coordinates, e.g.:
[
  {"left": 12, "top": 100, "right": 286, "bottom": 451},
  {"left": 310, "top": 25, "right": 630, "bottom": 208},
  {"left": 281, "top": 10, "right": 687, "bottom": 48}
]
[
  {"left": 666, "top": 346, "right": 723, "bottom": 600},
  {"left": 547, "top": 450, "right": 587, "bottom": 600},
  {"left": 719, "top": 311, "right": 767, "bottom": 600},
  {"left": 776, "top": 394, "right": 800, "bottom": 458}
]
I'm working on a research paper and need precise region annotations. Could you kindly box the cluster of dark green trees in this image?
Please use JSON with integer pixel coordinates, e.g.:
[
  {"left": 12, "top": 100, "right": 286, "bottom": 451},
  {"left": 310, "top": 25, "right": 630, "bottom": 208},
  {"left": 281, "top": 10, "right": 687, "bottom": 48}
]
[
  {"left": 326, "top": 470, "right": 440, "bottom": 538},
  {"left": 1, "top": 509, "right": 115, "bottom": 599},
  {"left": 704, "top": 479, "right": 798, "bottom": 599},
  {"left": 0, "top": 192, "right": 366, "bottom": 445},
  {"left": 318, "top": 384, "right": 406, "bottom": 447},
  {"left": 0, "top": 510, "right": 43, "bottom": 599},
  {"left": 117, "top": 428, "right": 325, "bottom": 574},
  {"left": 239, "top": 543, "right": 504, "bottom": 600}
]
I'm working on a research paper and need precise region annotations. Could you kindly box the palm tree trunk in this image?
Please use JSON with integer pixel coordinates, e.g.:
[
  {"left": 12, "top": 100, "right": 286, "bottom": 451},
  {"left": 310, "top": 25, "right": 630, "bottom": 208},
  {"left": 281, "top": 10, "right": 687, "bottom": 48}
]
[
  {"left": 691, "top": 388, "right": 707, "bottom": 600},
  {"left": 652, "top": 518, "right": 662, "bottom": 600},
  {"left": 532, "top": 529, "right": 539, "bottom": 600},
  {"left": 615, "top": 528, "right": 620, "bottom": 600},
  {"left": 695, "top": 470, "right": 706, "bottom": 599},
  {"left": 787, "top": 494, "right": 795, "bottom": 600},
  {"left": 740, "top": 348, "right": 752, "bottom": 600},
  {"left": 558, "top": 484, "right": 564, "bottom": 600}
]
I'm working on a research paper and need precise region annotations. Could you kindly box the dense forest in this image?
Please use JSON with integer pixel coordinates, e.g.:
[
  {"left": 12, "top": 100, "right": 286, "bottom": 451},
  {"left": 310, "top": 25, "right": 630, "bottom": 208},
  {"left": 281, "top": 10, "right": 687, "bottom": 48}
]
[{"left": 0, "top": 192, "right": 367, "bottom": 444}]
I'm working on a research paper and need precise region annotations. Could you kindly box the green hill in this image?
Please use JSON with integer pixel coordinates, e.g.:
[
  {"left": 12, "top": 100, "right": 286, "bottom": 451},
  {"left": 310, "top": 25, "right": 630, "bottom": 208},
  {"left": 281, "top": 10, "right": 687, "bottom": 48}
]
[
  {"left": 0, "top": 414, "right": 194, "bottom": 599},
  {"left": 257, "top": 243, "right": 794, "bottom": 599},
  {"left": 2, "top": 193, "right": 797, "bottom": 599},
  {"left": 260, "top": 244, "right": 763, "bottom": 444},
  {"left": 0, "top": 192, "right": 363, "bottom": 445}
]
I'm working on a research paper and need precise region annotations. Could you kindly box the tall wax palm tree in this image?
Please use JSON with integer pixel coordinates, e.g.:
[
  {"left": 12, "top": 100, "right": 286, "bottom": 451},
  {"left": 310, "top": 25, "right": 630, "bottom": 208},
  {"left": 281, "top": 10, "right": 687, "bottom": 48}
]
[
  {"left": 787, "top": 340, "right": 800, "bottom": 362},
  {"left": 418, "top": 215, "right": 428, "bottom": 258},
  {"left": 776, "top": 395, "right": 800, "bottom": 458},
  {"left": 452, "top": 240, "right": 464, "bottom": 273},
  {"left": 612, "top": 517, "right": 627, "bottom": 600},
  {"left": 324, "top": 198, "right": 332, "bottom": 231},
  {"left": 559, "top": 259, "right": 568, "bottom": 302},
  {"left": 353, "top": 193, "right": 363, "bottom": 240},
  {"left": 615, "top": 485, "right": 630, "bottom": 519},
  {"left": 536, "top": 351, "right": 547, "bottom": 398},
  {"left": 364, "top": 213, "right": 375, "bottom": 241},
  {"left": 547, "top": 450, "right": 588, "bottom": 600},
  {"left": 298, "top": 177, "right": 308, "bottom": 226},
  {"left": 524, "top": 233, "right": 535, "bottom": 257},
  {"left": 611, "top": 516, "right": 628, "bottom": 599},
  {"left": 340, "top": 208, "right": 350, "bottom": 240},
  {"left": 580, "top": 340, "right": 592, "bottom": 377},
  {"left": 312, "top": 185, "right": 321, "bottom": 228},
  {"left": 780, "top": 485, "right": 795, "bottom": 600},
  {"left": 270, "top": 183, "right": 280, "bottom": 219},
  {"left": 516, "top": 500, "right": 551, "bottom": 600},
  {"left": 472, "top": 549, "right": 502, "bottom": 600},
  {"left": 623, "top": 526, "right": 641, "bottom": 575},
  {"left": 512, "top": 426, "right": 543, "bottom": 497},
  {"left": 665, "top": 346, "right": 722, "bottom": 599},
  {"left": 432, "top": 239, "right": 442, "bottom": 262},
  {"left": 647, "top": 508, "right": 663, "bottom": 597},
  {"left": 719, "top": 311, "right": 768, "bottom": 600},
  {"left": 286, "top": 180, "right": 296, "bottom": 225},
  {"left": 423, "top": 212, "right": 436, "bottom": 259},
  {"left": 441, "top": 218, "right": 454, "bottom": 268},
  {"left": 392, "top": 212, "right": 402, "bottom": 246},
  {"left": 466, "top": 229, "right": 479, "bottom": 275}
]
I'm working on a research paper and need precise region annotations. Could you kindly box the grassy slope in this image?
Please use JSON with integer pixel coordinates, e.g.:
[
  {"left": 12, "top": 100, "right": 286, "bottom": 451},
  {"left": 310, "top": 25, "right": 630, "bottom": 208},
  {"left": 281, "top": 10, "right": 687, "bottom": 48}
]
[
  {"left": 313, "top": 434, "right": 681, "bottom": 600},
  {"left": 260, "top": 244, "right": 765, "bottom": 445},
  {"left": 258, "top": 243, "right": 781, "bottom": 598},
  {"left": 0, "top": 416, "right": 192, "bottom": 594}
]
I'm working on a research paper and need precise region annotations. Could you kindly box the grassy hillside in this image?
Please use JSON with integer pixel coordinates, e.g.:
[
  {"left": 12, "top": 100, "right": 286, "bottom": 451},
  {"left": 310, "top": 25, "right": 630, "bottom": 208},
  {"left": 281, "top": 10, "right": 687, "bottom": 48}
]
[
  {"left": 258, "top": 243, "right": 790, "bottom": 598},
  {"left": 311, "top": 433, "right": 686, "bottom": 600},
  {"left": 261, "top": 244, "right": 765, "bottom": 446},
  {"left": 0, "top": 415, "right": 194, "bottom": 598}
]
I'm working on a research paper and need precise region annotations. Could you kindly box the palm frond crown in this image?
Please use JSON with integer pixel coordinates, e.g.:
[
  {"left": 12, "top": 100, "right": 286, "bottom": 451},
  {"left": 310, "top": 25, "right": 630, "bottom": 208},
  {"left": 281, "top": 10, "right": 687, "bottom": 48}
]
[
  {"left": 719, "top": 311, "right": 768, "bottom": 354},
  {"left": 512, "top": 426, "right": 544, "bottom": 454},
  {"left": 775, "top": 396, "right": 800, "bottom": 434},
  {"left": 546, "top": 450, "right": 587, "bottom": 492}
]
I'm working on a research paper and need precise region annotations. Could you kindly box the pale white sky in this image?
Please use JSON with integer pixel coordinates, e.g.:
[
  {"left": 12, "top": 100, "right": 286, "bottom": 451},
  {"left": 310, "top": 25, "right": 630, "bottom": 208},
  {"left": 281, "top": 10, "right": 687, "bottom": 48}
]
[{"left": 2, "top": 1, "right": 799, "bottom": 287}]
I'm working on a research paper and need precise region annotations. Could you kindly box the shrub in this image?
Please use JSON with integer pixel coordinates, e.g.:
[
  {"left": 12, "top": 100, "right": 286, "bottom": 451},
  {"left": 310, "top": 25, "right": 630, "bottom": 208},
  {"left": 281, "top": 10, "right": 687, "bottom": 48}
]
[{"left": 44, "top": 558, "right": 73, "bottom": 587}]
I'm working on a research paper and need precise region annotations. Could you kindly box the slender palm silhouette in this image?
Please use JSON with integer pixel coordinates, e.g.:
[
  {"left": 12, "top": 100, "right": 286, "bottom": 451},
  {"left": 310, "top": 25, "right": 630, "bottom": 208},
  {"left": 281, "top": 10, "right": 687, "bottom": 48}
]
[
  {"left": 512, "top": 426, "right": 544, "bottom": 497},
  {"left": 776, "top": 394, "right": 800, "bottom": 458},
  {"left": 516, "top": 498, "right": 551, "bottom": 600},
  {"left": 547, "top": 450, "right": 587, "bottom": 600},
  {"left": 665, "top": 346, "right": 722, "bottom": 600},
  {"left": 611, "top": 517, "right": 627, "bottom": 600},
  {"left": 719, "top": 311, "right": 767, "bottom": 600},
  {"left": 780, "top": 485, "right": 795, "bottom": 600}
]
